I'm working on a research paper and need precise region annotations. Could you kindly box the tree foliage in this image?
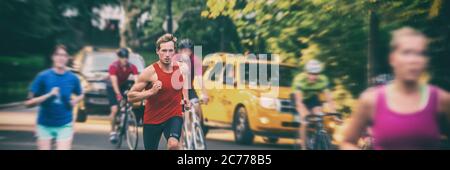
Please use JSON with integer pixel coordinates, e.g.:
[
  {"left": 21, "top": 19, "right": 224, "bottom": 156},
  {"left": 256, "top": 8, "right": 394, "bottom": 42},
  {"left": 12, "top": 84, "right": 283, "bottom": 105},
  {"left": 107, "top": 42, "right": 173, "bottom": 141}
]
[{"left": 203, "top": 0, "right": 450, "bottom": 94}]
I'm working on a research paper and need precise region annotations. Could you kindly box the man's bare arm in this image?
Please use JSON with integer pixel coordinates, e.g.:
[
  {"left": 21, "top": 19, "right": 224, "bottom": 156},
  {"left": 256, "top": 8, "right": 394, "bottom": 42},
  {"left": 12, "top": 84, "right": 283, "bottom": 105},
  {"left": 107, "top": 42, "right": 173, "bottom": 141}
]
[
  {"left": 110, "top": 75, "right": 121, "bottom": 95},
  {"left": 294, "top": 91, "right": 309, "bottom": 117},
  {"left": 178, "top": 62, "right": 190, "bottom": 109},
  {"left": 127, "top": 66, "right": 160, "bottom": 103}
]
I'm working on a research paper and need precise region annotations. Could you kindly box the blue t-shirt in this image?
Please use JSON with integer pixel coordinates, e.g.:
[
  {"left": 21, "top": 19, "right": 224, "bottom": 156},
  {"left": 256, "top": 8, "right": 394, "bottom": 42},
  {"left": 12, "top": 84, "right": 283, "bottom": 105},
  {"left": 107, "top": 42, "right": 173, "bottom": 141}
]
[{"left": 29, "top": 69, "right": 82, "bottom": 127}]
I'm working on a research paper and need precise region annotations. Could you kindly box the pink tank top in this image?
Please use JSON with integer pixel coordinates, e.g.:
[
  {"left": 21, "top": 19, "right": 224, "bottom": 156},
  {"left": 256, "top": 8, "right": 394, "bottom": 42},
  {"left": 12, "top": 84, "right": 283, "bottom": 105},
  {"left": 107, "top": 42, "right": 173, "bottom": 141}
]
[{"left": 372, "top": 85, "right": 441, "bottom": 150}]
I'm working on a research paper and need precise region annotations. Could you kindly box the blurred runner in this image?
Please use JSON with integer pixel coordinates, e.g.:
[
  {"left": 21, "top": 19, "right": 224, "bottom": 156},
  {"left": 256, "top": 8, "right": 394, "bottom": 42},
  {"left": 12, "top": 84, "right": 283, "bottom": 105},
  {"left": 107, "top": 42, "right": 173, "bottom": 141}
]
[
  {"left": 341, "top": 27, "right": 450, "bottom": 150},
  {"left": 25, "top": 45, "right": 84, "bottom": 150},
  {"left": 127, "top": 34, "right": 190, "bottom": 150},
  {"left": 292, "top": 59, "right": 336, "bottom": 150},
  {"left": 107, "top": 48, "right": 139, "bottom": 144}
]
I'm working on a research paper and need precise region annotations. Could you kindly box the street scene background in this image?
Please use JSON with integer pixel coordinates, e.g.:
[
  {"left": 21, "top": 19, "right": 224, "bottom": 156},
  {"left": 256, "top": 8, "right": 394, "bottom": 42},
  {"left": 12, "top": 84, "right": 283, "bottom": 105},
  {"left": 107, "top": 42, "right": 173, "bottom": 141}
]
[{"left": 0, "top": 0, "right": 449, "bottom": 150}]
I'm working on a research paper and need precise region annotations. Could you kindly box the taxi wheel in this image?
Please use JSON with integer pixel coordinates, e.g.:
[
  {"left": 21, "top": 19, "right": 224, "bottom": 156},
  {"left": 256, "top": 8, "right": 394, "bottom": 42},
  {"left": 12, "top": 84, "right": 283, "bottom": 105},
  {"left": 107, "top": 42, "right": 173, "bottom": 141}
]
[{"left": 233, "top": 106, "right": 254, "bottom": 145}]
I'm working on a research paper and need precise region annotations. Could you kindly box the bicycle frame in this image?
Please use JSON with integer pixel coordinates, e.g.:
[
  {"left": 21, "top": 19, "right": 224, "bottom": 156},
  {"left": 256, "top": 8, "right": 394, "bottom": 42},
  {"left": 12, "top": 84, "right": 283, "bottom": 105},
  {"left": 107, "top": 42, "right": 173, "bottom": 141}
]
[
  {"left": 114, "top": 81, "right": 139, "bottom": 150},
  {"left": 181, "top": 99, "right": 206, "bottom": 150},
  {"left": 182, "top": 105, "right": 194, "bottom": 150},
  {"left": 305, "top": 112, "right": 341, "bottom": 150}
]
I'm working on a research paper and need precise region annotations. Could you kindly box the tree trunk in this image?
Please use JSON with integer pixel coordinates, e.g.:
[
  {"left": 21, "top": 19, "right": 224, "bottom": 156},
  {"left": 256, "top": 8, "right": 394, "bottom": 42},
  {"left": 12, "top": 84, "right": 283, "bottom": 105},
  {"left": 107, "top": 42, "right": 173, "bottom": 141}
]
[{"left": 367, "top": 9, "right": 379, "bottom": 86}]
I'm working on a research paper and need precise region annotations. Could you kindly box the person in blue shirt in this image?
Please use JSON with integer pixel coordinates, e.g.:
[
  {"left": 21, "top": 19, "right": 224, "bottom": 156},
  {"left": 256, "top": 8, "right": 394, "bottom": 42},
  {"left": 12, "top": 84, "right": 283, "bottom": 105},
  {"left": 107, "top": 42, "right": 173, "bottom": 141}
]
[{"left": 25, "top": 45, "right": 84, "bottom": 150}]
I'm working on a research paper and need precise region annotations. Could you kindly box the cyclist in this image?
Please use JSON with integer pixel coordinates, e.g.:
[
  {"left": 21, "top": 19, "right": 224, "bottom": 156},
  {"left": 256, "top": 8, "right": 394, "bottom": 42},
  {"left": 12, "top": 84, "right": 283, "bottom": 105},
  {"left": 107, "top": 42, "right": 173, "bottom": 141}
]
[
  {"left": 291, "top": 59, "right": 336, "bottom": 150},
  {"left": 25, "top": 45, "right": 84, "bottom": 150},
  {"left": 107, "top": 48, "right": 139, "bottom": 144},
  {"left": 174, "top": 39, "right": 209, "bottom": 150},
  {"left": 174, "top": 39, "right": 209, "bottom": 115},
  {"left": 127, "top": 34, "right": 190, "bottom": 150},
  {"left": 341, "top": 27, "right": 450, "bottom": 150}
]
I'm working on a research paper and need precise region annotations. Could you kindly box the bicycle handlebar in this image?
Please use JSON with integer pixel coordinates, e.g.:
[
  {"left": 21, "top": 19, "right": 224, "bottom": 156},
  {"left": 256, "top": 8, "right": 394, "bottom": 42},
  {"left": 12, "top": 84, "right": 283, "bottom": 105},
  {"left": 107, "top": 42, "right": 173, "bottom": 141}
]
[{"left": 304, "top": 112, "right": 342, "bottom": 123}]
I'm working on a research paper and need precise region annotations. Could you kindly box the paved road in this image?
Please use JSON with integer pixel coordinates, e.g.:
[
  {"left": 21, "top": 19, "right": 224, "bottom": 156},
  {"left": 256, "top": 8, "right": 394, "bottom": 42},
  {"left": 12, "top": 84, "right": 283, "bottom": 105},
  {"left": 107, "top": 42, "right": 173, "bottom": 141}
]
[{"left": 0, "top": 107, "right": 297, "bottom": 150}]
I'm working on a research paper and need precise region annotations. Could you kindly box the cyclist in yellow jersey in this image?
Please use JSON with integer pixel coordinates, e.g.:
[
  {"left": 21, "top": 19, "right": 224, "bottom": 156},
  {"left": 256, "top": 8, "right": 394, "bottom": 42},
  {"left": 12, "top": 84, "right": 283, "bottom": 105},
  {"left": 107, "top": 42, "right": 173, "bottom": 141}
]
[{"left": 292, "top": 59, "right": 336, "bottom": 150}]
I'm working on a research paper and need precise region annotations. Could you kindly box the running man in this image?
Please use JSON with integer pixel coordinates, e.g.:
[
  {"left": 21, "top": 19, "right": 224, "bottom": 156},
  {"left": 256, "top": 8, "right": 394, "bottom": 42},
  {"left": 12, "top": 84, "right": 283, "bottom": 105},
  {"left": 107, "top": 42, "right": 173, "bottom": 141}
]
[
  {"left": 127, "top": 34, "right": 190, "bottom": 150},
  {"left": 291, "top": 59, "right": 336, "bottom": 150},
  {"left": 25, "top": 45, "right": 84, "bottom": 150},
  {"left": 341, "top": 27, "right": 450, "bottom": 150},
  {"left": 107, "top": 48, "right": 139, "bottom": 144}
]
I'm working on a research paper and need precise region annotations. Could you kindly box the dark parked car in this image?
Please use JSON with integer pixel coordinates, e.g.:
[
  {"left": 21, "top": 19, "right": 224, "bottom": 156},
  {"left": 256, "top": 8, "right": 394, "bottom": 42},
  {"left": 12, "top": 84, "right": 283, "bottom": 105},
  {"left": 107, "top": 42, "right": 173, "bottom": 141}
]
[{"left": 72, "top": 49, "right": 145, "bottom": 122}]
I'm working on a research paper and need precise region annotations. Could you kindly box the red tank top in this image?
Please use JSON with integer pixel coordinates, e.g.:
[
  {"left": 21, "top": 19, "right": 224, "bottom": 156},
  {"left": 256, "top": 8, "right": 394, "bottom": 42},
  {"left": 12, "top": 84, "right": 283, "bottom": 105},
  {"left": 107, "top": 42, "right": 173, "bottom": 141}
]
[{"left": 144, "top": 63, "right": 184, "bottom": 124}]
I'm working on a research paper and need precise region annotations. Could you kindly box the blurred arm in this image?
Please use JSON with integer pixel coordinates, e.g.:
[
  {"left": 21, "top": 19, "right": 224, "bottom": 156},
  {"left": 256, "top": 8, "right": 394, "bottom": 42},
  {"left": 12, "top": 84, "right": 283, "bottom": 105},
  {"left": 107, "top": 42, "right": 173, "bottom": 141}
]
[
  {"left": 110, "top": 75, "right": 121, "bottom": 95},
  {"left": 324, "top": 89, "right": 336, "bottom": 112},
  {"left": 340, "top": 89, "right": 375, "bottom": 150},
  {"left": 438, "top": 88, "right": 450, "bottom": 137},
  {"left": 294, "top": 91, "right": 308, "bottom": 116},
  {"left": 25, "top": 92, "right": 54, "bottom": 108}
]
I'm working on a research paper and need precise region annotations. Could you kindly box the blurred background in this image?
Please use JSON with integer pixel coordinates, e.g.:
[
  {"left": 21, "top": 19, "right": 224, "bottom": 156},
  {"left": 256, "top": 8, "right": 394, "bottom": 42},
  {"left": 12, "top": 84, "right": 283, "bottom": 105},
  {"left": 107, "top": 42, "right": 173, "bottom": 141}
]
[
  {"left": 0, "top": 0, "right": 448, "bottom": 150},
  {"left": 1, "top": 0, "right": 449, "bottom": 104}
]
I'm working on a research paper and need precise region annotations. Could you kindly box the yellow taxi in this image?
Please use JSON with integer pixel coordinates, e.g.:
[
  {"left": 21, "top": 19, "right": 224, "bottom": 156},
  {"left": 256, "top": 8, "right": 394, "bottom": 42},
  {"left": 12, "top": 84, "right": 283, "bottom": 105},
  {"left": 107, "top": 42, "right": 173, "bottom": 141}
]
[{"left": 197, "top": 53, "right": 300, "bottom": 144}]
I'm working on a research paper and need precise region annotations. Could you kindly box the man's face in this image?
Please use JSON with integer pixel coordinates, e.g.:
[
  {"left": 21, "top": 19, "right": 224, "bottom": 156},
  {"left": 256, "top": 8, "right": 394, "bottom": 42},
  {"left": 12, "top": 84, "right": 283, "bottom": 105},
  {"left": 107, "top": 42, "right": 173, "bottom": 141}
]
[
  {"left": 179, "top": 48, "right": 192, "bottom": 63},
  {"left": 179, "top": 48, "right": 193, "bottom": 57},
  {"left": 119, "top": 57, "right": 129, "bottom": 65},
  {"left": 390, "top": 36, "right": 428, "bottom": 82},
  {"left": 157, "top": 41, "right": 176, "bottom": 65},
  {"left": 307, "top": 73, "right": 318, "bottom": 83},
  {"left": 52, "top": 48, "right": 69, "bottom": 69}
]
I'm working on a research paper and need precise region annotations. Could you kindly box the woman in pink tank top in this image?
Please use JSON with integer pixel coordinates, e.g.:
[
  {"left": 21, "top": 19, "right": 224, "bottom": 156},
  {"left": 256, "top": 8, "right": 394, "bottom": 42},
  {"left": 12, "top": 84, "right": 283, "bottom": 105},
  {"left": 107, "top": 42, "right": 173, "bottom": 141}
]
[{"left": 341, "top": 27, "right": 449, "bottom": 150}]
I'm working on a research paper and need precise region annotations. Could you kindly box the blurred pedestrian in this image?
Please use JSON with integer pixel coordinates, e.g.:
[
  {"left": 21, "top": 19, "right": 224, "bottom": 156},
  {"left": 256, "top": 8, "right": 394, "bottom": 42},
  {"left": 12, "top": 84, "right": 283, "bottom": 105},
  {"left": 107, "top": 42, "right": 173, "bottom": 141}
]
[
  {"left": 341, "top": 27, "right": 450, "bottom": 150},
  {"left": 25, "top": 45, "right": 84, "bottom": 150}
]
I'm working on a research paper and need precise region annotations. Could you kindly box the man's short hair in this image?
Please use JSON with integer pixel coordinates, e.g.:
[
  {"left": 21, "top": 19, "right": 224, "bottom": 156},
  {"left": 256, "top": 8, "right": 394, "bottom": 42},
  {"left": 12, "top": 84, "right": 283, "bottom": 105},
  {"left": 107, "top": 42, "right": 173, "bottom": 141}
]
[
  {"left": 156, "top": 34, "right": 177, "bottom": 50},
  {"left": 390, "top": 27, "right": 429, "bottom": 51},
  {"left": 52, "top": 44, "right": 68, "bottom": 56}
]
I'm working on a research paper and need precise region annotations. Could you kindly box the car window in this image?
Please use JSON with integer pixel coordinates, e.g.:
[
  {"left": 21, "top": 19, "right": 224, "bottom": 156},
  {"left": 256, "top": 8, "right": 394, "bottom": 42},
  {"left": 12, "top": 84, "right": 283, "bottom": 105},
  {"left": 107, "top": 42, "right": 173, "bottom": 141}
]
[
  {"left": 240, "top": 63, "right": 295, "bottom": 87},
  {"left": 208, "top": 62, "right": 223, "bottom": 81},
  {"left": 223, "top": 64, "right": 235, "bottom": 85},
  {"left": 82, "top": 53, "right": 145, "bottom": 74},
  {"left": 128, "top": 54, "right": 145, "bottom": 72}
]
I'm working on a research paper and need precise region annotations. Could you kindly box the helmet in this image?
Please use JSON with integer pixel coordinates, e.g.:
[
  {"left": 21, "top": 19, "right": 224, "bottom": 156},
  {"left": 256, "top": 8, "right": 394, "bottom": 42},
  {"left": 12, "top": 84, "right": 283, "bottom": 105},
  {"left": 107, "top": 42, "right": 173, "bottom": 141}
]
[
  {"left": 304, "top": 59, "right": 323, "bottom": 74},
  {"left": 117, "top": 48, "right": 130, "bottom": 58},
  {"left": 178, "top": 39, "right": 194, "bottom": 50}
]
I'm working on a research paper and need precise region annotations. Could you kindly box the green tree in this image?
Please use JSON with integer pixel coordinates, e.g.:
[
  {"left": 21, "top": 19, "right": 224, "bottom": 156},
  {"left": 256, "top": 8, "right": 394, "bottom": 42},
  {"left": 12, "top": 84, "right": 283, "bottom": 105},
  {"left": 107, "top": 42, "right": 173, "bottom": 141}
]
[{"left": 203, "top": 0, "right": 450, "bottom": 94}]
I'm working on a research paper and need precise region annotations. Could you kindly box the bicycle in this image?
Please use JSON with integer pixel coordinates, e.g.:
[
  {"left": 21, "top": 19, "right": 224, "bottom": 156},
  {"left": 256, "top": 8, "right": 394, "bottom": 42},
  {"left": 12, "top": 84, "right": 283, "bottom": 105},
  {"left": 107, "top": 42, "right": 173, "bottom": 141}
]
[
  {"left": 304, "top": 112, "right": 342, "bottom": 150},
  {"left": 181, "top": 99, "right": 207, "bottom": 150},
  {"left": 112, "top": 81, "right": 139, "bottom": 150}
]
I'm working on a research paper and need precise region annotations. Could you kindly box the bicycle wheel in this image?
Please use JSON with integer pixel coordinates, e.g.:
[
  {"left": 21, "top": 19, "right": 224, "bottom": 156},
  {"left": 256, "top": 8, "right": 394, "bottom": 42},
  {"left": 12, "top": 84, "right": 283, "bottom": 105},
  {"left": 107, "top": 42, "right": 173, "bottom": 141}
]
[
  {"left": 181, "top": 124, "right": 192, "bottom": 150},
  {"left": 189, "top": 103, "right": 207, "bottom": 150},
  {"left": 126, "top": 110, "right": 139, "bottom": 150},
  {"left": 193, "top": 122, "right": 207, "bottom": 150},
  {"left": 115, "top": 113, "right": 124, "bottom": 149}
]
